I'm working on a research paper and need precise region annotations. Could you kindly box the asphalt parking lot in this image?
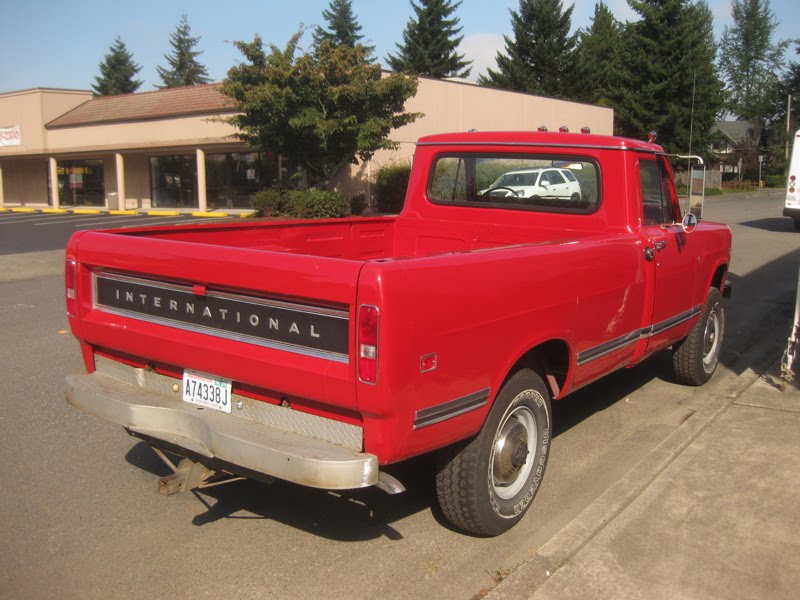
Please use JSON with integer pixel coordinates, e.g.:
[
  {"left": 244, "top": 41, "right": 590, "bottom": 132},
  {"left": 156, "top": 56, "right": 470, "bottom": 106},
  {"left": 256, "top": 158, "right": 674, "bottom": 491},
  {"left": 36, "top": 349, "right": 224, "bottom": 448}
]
[{"left": 0, "top": 210, "right": 239, "bottom": 255}]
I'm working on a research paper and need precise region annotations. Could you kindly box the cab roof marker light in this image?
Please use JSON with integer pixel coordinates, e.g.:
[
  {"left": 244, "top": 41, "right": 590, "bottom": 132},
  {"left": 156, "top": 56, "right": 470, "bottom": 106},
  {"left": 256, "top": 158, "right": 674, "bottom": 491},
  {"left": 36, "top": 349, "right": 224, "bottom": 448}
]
[{"left": 559, "top": 126, "right": 569, "bottom": 132}]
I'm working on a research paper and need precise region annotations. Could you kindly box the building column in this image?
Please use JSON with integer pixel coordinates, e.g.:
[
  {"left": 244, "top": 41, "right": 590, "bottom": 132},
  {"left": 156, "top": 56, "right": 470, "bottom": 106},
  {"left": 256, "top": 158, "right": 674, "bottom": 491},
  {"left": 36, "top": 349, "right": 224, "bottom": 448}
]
[
  {"left": 196, "top": 148, "right": 207, "bottom": 212},
  {"left": 115, "top": 153, "right": 126, "bottom": 210},
  {"left": 0, "top": 164, "right": 4, "bottom": 208},
  {"left": 49, "top": 158, "right": 59, "bottom": 209}
]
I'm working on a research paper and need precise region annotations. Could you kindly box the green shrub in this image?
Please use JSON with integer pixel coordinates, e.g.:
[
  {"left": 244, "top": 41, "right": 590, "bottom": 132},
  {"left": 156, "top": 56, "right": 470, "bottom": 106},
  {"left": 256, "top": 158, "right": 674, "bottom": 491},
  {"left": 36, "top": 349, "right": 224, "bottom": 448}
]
[
  {"left": 251, "top": 188, "right": 349, "bottom": 219},
  {"left": 285, "top": 189, "right": 350, "bottom": 218},
  {"left": 350, "top": 193, "right": 367, "bottom": 216},
  {"left": 375, "top": 164, "right": 411, "bottom": 214},
  {"left": 250, "top": 188, "right": 288, "bottom": 217},
  {"left": 764, "top": 174, "right": 784, "bottom": 188},
  {"left": 704, "top": 188, "right": 724, "bottom": 196}
]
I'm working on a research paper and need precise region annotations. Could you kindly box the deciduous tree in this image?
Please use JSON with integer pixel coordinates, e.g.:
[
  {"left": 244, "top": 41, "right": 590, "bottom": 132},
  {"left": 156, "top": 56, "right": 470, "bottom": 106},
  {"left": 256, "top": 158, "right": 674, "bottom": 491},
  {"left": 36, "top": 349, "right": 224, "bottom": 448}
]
[
  {"left": 718, "top": 0, "right": 789, "bottom": 121},
  {"left": 92, "top": 37, "right": 143, "bottom": 96},
  {"left": 157, "top": 15, "right": 211, "bottom": 88},
  {"left": 221, "top": 31, "right": 420, "bottom": 190},
  {"left": 386, "top": 0, "right": 471, "bottom": 79}
]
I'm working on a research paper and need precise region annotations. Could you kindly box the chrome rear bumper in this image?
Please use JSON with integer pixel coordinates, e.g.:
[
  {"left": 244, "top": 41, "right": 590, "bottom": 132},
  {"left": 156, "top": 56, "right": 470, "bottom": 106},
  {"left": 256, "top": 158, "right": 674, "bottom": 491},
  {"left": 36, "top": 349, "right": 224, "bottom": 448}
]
[{"left": 65, "top": 360, "right": 378, "bottom": 491}]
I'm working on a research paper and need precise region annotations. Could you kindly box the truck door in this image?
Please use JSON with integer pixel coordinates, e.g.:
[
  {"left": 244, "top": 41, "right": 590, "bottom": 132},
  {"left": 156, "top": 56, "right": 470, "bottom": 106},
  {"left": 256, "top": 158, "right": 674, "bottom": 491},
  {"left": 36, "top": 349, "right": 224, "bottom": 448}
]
[{"left": 639, "top": 156, "right": 698, "bottom": 352}]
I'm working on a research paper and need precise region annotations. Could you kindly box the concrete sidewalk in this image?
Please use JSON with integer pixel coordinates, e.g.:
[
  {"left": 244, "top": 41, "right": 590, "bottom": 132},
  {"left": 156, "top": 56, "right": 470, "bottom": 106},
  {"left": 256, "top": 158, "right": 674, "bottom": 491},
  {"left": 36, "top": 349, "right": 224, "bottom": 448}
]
[{"left": 492, "top": 360, "right": 800, "bottom": 599}]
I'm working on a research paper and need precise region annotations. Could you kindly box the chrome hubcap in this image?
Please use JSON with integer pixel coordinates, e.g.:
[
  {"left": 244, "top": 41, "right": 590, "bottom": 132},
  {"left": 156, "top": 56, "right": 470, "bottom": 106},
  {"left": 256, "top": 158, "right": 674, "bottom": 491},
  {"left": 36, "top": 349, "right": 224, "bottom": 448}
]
[
  {"left": 702, "top": 308, "right": 721, "bottom": 370},
  {"left": 491, "top": 402, "right": 537, "bottom": 500}
]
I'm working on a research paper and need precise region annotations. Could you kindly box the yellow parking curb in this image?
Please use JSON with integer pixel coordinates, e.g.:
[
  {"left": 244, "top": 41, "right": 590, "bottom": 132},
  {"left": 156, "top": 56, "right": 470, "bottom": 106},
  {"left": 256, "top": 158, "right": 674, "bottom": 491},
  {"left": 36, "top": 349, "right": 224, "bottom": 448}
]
[
  {"left": 109, "top": 210, "right": 140, "bottom": 215},
  {"left": 191, "top": 211, "right": 228, "bottom": 218},
  {"left": 72, "top": 208, "right": 102, "bottom": 215},
  {"left": 0, "top": 207, "right": 8, "bottom": 212},
  {"left": 11, "top": 207, "right": 37, "bottom": 213},
  {"left": 239, "top": 212, "right": 255, "bottom": 218},
  {"left": 146, "top": 210, "right": 180, "bottom": 216},
  {"left": 42, "top": 208, "right": 68, "bottom": 214}
]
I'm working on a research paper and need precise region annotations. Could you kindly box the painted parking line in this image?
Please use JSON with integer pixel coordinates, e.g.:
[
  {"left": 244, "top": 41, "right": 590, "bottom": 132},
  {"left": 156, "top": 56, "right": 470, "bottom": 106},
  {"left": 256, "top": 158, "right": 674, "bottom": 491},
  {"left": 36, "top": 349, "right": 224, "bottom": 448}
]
[
  {"left": 0, "top": 213, "right": 89, "bottom": 224},
  {"left": 117, "top": 217, "right": 233, "bottom": 228},
  {"left": 34, "top": 214, "right": 127, "bottom": 226}
]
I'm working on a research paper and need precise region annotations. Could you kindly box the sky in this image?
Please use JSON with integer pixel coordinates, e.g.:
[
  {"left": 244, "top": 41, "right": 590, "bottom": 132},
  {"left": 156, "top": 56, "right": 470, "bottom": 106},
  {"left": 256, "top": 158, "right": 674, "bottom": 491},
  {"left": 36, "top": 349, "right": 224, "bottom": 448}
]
[{"left": 1, "top": 0, "right": 798, "bottom": 93}]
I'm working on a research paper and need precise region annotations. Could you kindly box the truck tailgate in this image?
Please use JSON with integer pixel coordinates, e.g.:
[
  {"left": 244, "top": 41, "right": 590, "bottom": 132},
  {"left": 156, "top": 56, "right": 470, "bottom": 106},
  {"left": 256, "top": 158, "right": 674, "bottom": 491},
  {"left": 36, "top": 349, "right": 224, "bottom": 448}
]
[{"left": 69, "top": 230, "right": 364, "bottom": 412}]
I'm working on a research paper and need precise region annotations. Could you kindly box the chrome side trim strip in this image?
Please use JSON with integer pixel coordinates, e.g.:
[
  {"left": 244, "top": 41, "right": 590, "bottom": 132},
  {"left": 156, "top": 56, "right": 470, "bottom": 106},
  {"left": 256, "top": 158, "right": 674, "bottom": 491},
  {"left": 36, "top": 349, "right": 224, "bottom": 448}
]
[
  {"left": 577, "top": 330, "right": 641, "bottom": 366},
  {"left": 414, "top": 388, "right": 491, "bottom": 430},
  {"left": 577, "top": 304, "right": 703, "bottom": 367},
  {"left": 646, "top": 305, "right": 702, "bottom": 336}
]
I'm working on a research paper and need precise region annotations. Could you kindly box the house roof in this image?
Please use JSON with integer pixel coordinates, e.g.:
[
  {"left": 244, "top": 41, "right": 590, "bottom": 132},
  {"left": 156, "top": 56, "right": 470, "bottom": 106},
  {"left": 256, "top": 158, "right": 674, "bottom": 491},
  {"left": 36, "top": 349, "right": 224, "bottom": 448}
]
[
  {"left": 711, "top": 121, "right": 755, "bottom": 146},
  {"left": 46, "top": 84, "right": 237, "bottom": 128}
]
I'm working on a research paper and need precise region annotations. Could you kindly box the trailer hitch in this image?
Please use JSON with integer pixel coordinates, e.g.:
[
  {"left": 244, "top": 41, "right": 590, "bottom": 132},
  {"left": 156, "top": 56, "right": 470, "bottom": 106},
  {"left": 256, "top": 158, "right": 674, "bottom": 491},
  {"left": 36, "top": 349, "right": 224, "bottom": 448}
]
[{"left": 152, "top": 446, "right": 246, "bottom": 495}]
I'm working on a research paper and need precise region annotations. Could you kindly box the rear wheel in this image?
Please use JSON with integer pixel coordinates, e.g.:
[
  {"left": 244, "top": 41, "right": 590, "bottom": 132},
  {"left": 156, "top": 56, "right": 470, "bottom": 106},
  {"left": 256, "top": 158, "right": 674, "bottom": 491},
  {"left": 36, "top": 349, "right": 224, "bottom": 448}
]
[
  {"left": 672, "top": 287, "right": 724, "bottom": 385},
  {"left": 435, "top": 369, "right": 551, "bottom": 536}
]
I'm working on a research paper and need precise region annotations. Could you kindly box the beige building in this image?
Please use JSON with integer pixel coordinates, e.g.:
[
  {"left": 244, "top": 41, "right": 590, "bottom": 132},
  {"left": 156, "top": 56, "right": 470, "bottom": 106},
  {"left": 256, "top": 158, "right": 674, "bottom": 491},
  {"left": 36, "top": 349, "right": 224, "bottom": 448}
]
[{"left": 0, "top": 78, "right": 612, "bottom": 211}]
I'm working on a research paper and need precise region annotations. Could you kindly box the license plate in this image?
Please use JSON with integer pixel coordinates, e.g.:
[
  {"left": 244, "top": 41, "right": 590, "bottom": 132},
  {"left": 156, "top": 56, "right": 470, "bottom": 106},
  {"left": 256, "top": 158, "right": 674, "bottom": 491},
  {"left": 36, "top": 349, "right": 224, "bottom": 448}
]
[{"left": 182, "top": 369, "right": 232, "bottom": 413}]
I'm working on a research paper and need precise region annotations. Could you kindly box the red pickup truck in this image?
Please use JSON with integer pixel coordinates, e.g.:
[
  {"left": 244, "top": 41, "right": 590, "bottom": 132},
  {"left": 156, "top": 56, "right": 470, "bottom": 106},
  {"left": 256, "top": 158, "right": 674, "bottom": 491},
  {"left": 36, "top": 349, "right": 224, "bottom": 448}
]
[{"left": 65, "top": 131, "right": 731, "bottom": 536}]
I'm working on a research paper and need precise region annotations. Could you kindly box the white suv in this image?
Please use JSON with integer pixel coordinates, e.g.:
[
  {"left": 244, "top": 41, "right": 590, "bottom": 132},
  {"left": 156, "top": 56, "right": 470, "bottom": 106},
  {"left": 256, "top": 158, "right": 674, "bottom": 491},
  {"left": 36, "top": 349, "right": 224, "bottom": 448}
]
[{"left": 480, "top": 168, "right": 582, "bottom": 201}]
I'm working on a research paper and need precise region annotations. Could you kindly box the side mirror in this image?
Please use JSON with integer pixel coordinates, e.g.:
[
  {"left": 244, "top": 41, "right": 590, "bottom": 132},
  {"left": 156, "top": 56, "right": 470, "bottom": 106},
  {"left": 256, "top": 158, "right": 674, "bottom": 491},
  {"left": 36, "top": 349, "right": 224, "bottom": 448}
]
[
  {"left": 682, "top": 212, "right": 698, "bottom": 233},
  {"left": 688, "top": 164, "right": 705, "bottom": 219}
]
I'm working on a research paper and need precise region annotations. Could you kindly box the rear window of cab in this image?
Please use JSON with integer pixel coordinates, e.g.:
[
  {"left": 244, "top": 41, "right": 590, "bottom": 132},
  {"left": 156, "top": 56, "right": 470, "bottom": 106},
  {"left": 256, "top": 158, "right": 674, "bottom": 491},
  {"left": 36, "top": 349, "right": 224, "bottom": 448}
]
[{"left": 428, "top": 153, "right": 600, "bottom": 214}]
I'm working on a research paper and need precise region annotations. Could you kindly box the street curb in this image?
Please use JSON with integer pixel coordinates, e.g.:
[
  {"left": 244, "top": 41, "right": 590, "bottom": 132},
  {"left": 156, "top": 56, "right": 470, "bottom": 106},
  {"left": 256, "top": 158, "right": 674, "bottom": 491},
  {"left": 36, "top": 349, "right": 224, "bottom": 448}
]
[
  {"left": 191, "top": 211, "right": 228, "bottom": 217},
  {"left": 145, "top": 210, "right": 181, "bottom": 216},
  {"left": 487, "top": 322, "right": 787, "bottom": 600},
  {"left": 488, "top": 373, "right": 763, "bottom": 599}
]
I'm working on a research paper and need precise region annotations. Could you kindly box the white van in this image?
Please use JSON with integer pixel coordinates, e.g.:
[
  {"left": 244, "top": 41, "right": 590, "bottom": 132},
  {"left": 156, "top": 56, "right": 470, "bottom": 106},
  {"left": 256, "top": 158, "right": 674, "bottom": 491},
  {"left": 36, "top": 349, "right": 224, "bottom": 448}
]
[{"left": 785, "top": 129, "right": 800, "bottom": 230}]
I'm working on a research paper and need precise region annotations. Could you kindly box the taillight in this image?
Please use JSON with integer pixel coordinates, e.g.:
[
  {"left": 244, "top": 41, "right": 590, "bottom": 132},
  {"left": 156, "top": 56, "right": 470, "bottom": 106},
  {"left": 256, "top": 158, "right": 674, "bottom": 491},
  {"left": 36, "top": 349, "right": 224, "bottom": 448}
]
[
  {"left": 65, "top": 258, "right": 77, "bottom": 317},
  {"left": 790, "top": 175, "right": 796, "bottom": 194},
  {"left": 357, "top": 304, "right": 379, "bottom": 384}
]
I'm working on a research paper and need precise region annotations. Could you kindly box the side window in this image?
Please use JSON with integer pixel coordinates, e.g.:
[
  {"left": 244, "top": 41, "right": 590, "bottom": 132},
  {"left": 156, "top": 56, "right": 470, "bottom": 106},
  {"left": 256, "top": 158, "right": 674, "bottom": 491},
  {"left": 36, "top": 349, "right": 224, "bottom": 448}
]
[{"left": 639, "top": 159, "right": 675, "bottom": 225}]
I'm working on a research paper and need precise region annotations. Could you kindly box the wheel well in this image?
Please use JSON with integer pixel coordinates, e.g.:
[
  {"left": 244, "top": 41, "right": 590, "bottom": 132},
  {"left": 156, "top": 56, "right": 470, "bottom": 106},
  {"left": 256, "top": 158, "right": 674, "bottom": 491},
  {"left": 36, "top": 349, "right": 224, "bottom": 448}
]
[
  {"left": 514, "top": 340, "right": 570, "bottom": 399},
  {"left": 711, "top": 264, "right": 728, "bottom": 292}
]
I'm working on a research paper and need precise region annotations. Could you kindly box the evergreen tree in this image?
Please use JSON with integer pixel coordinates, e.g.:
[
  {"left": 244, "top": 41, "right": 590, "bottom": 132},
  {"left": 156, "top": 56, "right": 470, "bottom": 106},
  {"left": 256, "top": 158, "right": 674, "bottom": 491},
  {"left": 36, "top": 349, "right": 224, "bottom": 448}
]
[
  {"left": 313, "top": 0, "right": 375, "bottom": 59},
  {"left": 479, "top": 0, "right": 577, "bottom": 99},
  {"left": 718, "top": 0, "right": 789, "bottom": 121},
  {"left": 573, "top": 2, "right": 623, "bottom": 106},
  {"left": 157, "top": 15, "right": 211, "bottom": 88},
  {"left": 614, "top": 0, "right": 723, "bottom": 155},
  {"left": 386, "top": 0, "right": 471, "bottom": 79},
  {"left": 92, "top": 37, "right": 143, "bottom": 96}
]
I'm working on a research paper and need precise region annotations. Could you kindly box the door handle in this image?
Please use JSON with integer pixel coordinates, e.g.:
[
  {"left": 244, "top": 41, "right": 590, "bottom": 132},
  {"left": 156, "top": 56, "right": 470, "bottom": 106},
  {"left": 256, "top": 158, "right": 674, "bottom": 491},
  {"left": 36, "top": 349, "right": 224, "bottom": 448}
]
[{"left": 654, "top": 240, "right": 667, "bottom": 251}]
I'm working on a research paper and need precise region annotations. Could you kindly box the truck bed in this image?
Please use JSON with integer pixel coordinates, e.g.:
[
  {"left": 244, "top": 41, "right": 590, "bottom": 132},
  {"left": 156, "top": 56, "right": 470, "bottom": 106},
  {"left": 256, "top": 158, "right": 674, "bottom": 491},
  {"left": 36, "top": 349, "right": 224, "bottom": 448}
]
[{"left": 113, "top": 215, "right": 597, "bottom": 261}]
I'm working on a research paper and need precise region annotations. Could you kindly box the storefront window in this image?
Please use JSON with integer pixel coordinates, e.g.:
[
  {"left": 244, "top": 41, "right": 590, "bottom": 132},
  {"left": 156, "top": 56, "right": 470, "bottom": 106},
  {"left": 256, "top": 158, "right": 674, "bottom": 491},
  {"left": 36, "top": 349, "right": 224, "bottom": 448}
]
[
  {"left": 56, "top": 159, "right": 105, "bottom": 206},
  {"left": 150, "top": 155, "right": 197, "bottom": 208},
  {"left": 206, "top": 152, "right": 277, "bottom": 209}
]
